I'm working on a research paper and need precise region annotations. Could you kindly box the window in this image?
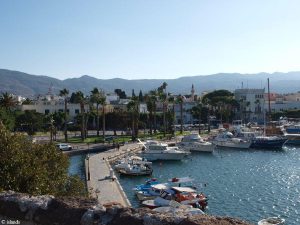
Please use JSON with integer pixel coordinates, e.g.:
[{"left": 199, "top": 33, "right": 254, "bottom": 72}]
[
  {"left": 75, "top": 109, "right": 79, "bottom": 114},
  {"left": 45, "top": 109, "right": 50, "bottom": 115}
]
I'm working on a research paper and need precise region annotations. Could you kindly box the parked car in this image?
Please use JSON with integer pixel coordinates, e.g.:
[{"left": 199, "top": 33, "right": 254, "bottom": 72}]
[{"left": 56, "top": 143, "right": 72, "bottom": 151}]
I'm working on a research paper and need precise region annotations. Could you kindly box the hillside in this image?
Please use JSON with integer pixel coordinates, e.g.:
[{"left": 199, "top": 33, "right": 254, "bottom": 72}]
[{"left": 0, "top": 69, "right": 300, "bottom": 97}]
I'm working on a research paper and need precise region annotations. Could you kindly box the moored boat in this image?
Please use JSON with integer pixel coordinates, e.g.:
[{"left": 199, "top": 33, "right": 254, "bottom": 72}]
[
  {"left": 250, "top": 136, "right": 287, "bottom": 149},
  {"left": 142, "top": 186, "right": 208, "bottom": 210},
  {"left": 139, "top": 140, "right": 188, "bottom": 161},
  {"left": 258, "top": 217, "right": 285, "bottom": 225},
  {"left": 178, "top": 134, "right": 214, "bottom": 153},
  {"left": 118, "top": 164, "right": 153, "bottom": 176},
  {"left": 114, "top": 155, "right": 152, "bottom": 172},
  {"left": 284, "top": 133, "right": 300, "bottom": 145},
  {"left": 212, "top": 131, "right": 251, "bottom": 149}
]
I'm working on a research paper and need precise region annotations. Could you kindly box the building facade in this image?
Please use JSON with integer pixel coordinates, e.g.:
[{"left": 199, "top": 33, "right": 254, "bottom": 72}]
[{"left": 234, "top": 88, "right": 265, "bottom": 124}]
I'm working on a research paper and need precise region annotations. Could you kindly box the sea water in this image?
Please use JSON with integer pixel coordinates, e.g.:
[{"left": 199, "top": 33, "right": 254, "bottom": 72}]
[
  {"left": 117, "top": 146, "right": 300, "bottom": 225},
  {"left": 69, "top": 147, "right": 300, "bottom": 225}
]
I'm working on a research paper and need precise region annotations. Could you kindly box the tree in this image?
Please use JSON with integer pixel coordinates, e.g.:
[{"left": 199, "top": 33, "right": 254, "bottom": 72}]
[
  {"left": 59, "top": 88, "right": 69, "bottom": 142},
  {"left": 202, "top": 90, "right": 236, "bottom": 123},
  {"left": 90, "top": 88, "right": 102, "bottom": 136},
  {"left": 132, "top": 89, "right": 136, "bottom": 97},
  {"left": 149, "top": 90, "right": 158, "bottom": 133},
  {"left": 0, "top": 92, "right": 17, "bottom": 111},
  {"left": 176, "top": 95, "right": 184, "bottom": 134},
  {"left": 158, "top": 82, "right": 168, "bottom": 137},
  {"left": 71, "top": 91, "right": 85, "bottom": 140},
  {"left": 191, "top": 100, "right": 203, "bottom": 134},
  {"left": 114, "top": 89, "right": 127, "bottom": 99},
  {"left": 138, "top": 90, "right": 144, "bottom": 102},
  {"left": 0, "top": 108, "right": 15, "bottom": 131},
  {"left": 15, "top": 110, "right": 44, "bottom": 135},
  {"left": 0, "top": 122, "right": 86, "bottom": 197},
  {"left": 127, "top": 96, "right": 139, "bottom": 141}
]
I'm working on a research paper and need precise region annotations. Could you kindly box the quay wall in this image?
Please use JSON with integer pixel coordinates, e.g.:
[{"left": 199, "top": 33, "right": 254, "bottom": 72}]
[{"left": 0, "top": 191, "right": 253, "bottom": 225}]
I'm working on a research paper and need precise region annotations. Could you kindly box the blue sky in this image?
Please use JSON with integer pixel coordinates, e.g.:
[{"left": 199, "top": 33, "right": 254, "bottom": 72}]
[{"left": 0, "top": 0, "right": 300, "bottom": 80}]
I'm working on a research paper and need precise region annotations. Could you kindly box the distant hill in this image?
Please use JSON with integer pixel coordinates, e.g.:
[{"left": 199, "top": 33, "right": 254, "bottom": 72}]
[{"left": 0, "top": 69, "right": 300, "bottom": 97}]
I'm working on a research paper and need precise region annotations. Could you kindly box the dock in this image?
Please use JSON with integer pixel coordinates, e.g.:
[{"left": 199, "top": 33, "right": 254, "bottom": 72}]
[{"left": 85, "top": 143, "right": 141, "bottom": 207}]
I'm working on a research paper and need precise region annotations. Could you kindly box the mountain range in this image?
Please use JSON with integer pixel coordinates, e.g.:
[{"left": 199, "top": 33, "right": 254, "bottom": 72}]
[{"left": 0, "top": 69, "right": 300, "bottom": 97}]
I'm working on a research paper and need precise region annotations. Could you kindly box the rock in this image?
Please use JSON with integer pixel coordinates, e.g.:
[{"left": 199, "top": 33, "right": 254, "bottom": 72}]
[{"left": 0, "top": 191, "right": 254, "bottom": 225}]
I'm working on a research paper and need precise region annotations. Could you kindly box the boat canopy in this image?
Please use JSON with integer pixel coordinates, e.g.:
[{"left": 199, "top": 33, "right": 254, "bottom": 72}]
[{"left": 171, "top": 186, "right": 196, "bottom": 193}]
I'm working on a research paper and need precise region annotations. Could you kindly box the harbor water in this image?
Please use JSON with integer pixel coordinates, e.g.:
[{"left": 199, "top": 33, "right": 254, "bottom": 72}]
[{"left": 69, "top": 146, "right": 300, "bottom": 225}]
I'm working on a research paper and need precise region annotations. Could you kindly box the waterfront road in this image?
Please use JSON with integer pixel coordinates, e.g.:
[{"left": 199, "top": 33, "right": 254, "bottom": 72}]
[{"left": 85, "top": 143, "right": 140, "bottom": 207}]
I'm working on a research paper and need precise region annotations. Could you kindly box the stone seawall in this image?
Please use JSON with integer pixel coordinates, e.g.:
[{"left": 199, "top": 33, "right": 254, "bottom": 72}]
[{"left": 0, "top": 191, "right": 253, "bottom": 225}]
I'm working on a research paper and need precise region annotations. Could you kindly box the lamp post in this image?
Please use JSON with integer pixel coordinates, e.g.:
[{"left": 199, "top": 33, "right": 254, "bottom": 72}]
[{"left": 87, "top": 154, "right": 90, "bottom": 181}]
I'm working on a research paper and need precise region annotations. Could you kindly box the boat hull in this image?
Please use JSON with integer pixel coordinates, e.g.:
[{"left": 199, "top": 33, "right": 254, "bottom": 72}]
[
  {"left": 250, "top": 138, "right": 286, "bottom": 149},
  {"left": 180, "top": 143, "right": 214, "bottom": 152},
  {"left": 213, "top": 140, "right": 251, "bottom": 149},
  {"left": 139, "top": 152, "right": 187, "bottom": 161}
]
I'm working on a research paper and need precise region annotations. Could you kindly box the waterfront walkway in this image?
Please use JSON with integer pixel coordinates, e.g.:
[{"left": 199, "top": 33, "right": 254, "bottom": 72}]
[{"left": 85, "top": 143, "right": 141, "bottom": 207}]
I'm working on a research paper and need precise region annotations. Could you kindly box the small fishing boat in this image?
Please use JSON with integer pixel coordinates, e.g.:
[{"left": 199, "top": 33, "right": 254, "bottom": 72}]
[
  {"left": 133, "top": 178, "right": 159, "bottom": 192},
  {"left": 178, "top": 134, "right": 214, "bottom": 153},
  {"left": 142, "top": 186, "right": 208, "bottom": 210},
  {"left": 136, "top": 176, "right": 196, "bottom": 201},
  {"left": 258, "top": 217, "right": 285, "bottom": 225},
  {"left": 118, "top": 164, "right": 153, "bottom": 176},
  {"left": 136, "top": 183, "right": 169, "bottom": 201}
]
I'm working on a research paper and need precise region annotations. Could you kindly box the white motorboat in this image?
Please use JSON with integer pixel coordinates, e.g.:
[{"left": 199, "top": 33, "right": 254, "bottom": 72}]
[
  {"left": 212, "top": 131, "right": 251, "bottom": 149},
  {"left": 178, "top": 134, "right": 214, "bottom": 152},
  {"left": 118, "top": 163, "right": 153, "bottom": 176},
  {"left": 139, "top": 140, "right": 188, "bottom": 161},
  {"left": 258, "top": 217, "right": 285, "bottom": 225},
  {"left": 114, "top": 156, "right": 152, "bottom": 172}
]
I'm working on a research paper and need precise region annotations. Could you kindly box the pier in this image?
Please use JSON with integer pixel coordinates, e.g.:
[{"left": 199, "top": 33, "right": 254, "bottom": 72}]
[{"left": 85, "top": 143, "right": 141, "bottom": 207}]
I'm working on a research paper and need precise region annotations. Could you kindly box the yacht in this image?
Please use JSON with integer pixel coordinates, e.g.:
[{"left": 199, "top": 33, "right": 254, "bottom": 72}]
[
  {"left": 212, "top": 131, "right": 251, "bottom": 149},
  {"left": 139, "top": 140, "right": 188, "bottom": 161},
  {"left": 250, "top": 136, "right": 287, "bottom": 149},
  {"left": 178, "top": 134, "right": 214, "bottom": 153}
]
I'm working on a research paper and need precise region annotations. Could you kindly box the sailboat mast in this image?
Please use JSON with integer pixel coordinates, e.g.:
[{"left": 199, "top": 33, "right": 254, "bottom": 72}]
[{"left": 267, "top": 78, "right": 271, "bottom": 121}]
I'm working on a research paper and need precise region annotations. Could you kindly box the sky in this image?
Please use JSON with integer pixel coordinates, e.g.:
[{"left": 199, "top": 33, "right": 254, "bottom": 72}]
[{"left": 1, "top": 0, "right": 300, "bottom": 80}]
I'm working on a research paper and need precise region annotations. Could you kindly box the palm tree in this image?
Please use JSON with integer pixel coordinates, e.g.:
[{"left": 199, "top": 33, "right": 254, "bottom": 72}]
[
  {"left": 158, "top": 82, "right": 168, "bottom": 137},
  {"left": 90, "top": 88, "right": 104, "bottom": 137},
  {"left": 72, "top": 91, "right": 85, "bottom": 140},
  {"left": 99, "top": 92, "right": 107, "bottom": 142},
  {"left": 176, "top": 95, "right": 184, "bottom": 134},
  {"left": 127, "top": 96, "right": 140, "bottom": 141},
  {"left": 0, "top": 92, "right": 17, "bottom": 111},
  {"left": 59, "top": 88, "right": 69, "bottom": 142},
  {"left": 191, "top": 100, "right": 203, "bottom": 134},
  {"left": 149, "top": 90, "right": 158, "bottom": 134},
  {"left": 167, "top": 95, "right": 175, "bottom": 135},
  {"left": 144, "top": 94, "right": 154, "bottom": 135}
]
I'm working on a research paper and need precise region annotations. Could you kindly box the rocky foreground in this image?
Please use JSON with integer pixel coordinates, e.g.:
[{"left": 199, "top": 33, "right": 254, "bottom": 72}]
[{"left": 0, "top": 191, "right": 253, "bottom": 225}]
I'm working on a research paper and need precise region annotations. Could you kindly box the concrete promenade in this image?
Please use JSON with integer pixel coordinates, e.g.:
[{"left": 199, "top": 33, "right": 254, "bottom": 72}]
[{"left": 85, "top": 143, "right": 141, "bottom": 207}]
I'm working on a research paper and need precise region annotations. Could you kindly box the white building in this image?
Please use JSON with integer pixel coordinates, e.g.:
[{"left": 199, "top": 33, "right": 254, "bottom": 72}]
[{"left": 234, "top": 88, "right": 265, "bottom": 124}]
